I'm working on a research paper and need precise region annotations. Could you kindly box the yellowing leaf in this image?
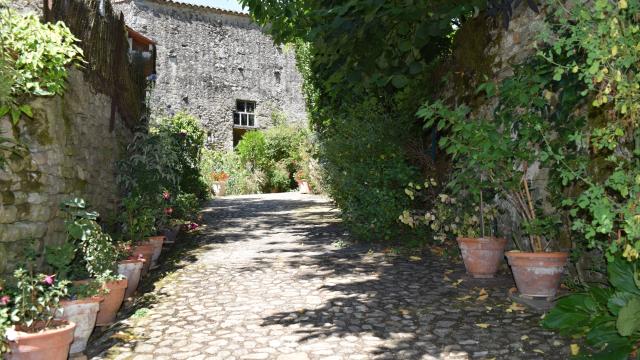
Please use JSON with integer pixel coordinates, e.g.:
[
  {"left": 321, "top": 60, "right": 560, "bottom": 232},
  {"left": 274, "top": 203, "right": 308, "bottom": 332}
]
[
  {"left": 477, "top": 288, "right": 489, "bottom": 300},
  {"left": 456, "top": 295, "right": 472, "bottom": 301},
  {"left": 570, "top": 344, "right": 580, "bottom": 356},
  {"left": 521, "top": 335, "right": 529, "bottom": 341},
  {"left": 475, "top": 323, "right": 490, "bottom": 329},
  {"left": 533, "top": 349, "right": 545, "bottom": 354},
  {"left": 452, "top": 279, "right": 463, "bottom": 287},
  {"left": 399, "top": 308, "right": 410, "bottom": 316},
  {"left": 443, "top": 275, "right": 451, "bottom": 281},
  {"left": 485, "top": 306, "right": 493, "bottom": 311},
  {"left": 409, "top": 256, "right": 422, "bottom": 262},
  {"left": 506, "top": 302, "right": 526, "bottom": 313},
  {"left": 619, "top": 0, "right": 628, "bottom": 9}
]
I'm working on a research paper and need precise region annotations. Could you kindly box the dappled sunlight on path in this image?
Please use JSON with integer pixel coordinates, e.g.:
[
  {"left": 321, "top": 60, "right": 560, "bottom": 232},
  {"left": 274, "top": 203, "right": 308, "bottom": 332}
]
[{"left": 89, "top": 193, "right": 569, "bottom": 360}]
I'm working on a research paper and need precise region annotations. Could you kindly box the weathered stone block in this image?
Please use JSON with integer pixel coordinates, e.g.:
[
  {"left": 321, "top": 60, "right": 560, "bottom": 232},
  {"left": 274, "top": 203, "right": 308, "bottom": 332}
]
[{"left": 0, "top": 205, "right": 18, "bottom": 224}]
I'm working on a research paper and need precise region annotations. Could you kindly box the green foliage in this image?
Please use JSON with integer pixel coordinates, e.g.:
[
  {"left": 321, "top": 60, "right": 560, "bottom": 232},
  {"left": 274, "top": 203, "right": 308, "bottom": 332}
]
[
  {"left": 543, "top": 257, "right": 640, "bottom": 358},
  {"left": 5, "top": 268, "right": 69, "bottom": 331},
  {"left": 0, "top": 6, "right": 83, "bottom": 123},
  {"left": 321, "top": 100, "right": 418, "bottom": 241},
  {"left": 236, "top": 131, "right": 268, "bottom": 172},
  {"left": 120, "top": 195, "right": 156, "bottom": 244},
  {"left": 172, "top": 193, "right": 200, "bottom": 222},
  {"left": 60, "top": 198, "right": 120, "bottom": 281},
  {"left": 117, "top": 131, "right": 181, "bottom": 198},
  {"left": 156, "top": 112, "right": 209, "bottom": 200}
]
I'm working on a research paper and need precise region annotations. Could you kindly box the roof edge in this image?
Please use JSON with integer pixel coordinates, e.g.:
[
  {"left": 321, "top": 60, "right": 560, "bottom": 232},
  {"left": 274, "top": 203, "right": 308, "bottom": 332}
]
[{"left": 145, "top": 0, "right": 250, "bottom": 17}]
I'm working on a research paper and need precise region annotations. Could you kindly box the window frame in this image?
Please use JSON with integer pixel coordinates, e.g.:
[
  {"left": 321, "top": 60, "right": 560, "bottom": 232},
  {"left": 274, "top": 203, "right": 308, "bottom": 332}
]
[{"left": 233, "top": 100, "right": 257, "bottom": 128}]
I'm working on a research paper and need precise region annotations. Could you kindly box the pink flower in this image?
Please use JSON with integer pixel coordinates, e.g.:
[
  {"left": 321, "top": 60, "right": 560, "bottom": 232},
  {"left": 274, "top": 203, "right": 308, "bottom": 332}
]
[
  {"left": 162, "top": 191, "right": 170, "bottom": 200},
  {"left": 0, "top": 295, "right": 9, "bottom": 306},
  {"left": 164, "top": 207, "right": 173, "bottom": 216},
  {"left": 5, "top": 328, "right": 17, "bottom": 341},
  {"left": 189, "top": 223, "right": 199, "bottom": 230},
  {"left": 43, "top": 274, "right": 55, "bottom": 285}
]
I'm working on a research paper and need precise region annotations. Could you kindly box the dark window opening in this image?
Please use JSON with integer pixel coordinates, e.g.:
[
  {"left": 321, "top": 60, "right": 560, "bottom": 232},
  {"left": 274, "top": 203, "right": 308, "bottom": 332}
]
[{"left": 233, "top": 100, "right": 256, "bottom": 128}]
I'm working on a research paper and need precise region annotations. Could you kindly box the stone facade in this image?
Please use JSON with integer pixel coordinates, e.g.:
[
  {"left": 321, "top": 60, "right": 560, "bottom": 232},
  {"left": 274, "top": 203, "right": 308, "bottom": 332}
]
[
  {"left": 0, "top": 69, "right": 132, "bottom": 275},
  {"left": 114, "top": 0, "right": 308, "bottom": 149}
]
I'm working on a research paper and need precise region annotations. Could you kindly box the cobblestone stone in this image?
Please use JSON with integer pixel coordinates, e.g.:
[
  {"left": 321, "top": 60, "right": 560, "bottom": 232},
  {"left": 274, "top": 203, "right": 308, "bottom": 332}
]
[{"left": 88, "top": 193, "right": 570, "bottom": 359}]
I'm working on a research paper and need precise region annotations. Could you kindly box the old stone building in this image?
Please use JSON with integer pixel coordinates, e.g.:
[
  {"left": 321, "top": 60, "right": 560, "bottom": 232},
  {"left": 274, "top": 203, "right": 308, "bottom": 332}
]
[{"left": 113, "top": 0, "right": 308, "bottom": 149}]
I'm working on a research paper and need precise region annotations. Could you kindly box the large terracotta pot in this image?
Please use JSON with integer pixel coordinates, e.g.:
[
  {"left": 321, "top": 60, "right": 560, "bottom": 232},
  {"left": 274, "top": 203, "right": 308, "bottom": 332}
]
[
  {"left": 212, "top": 181, "right": 227, "bottom": 196},
  {"left": 8, "top": 320, "right": 76, "bottom": 360},
  {"left": 161, "top": 225, "right": 181, "bottom": 244},
  {"left": 131, "top": 243, "right": 154, "bottom": 276},
  {"left": 57, "top": 297, "right": 102, "bottom": 354},
  {"left": 146, "top": 236, "right": 165, "bottom": 267},
  {"left": 117, "top": 259, "right": 144, "bottom": 298},
  {"left": 298, "top": 181, "right": 311, "bottom": 194},
  {"left": 95, "top": 278, "right": 128, "bottom": 326},
  {"left": 505, "top": 251, "right": 569, "bottom": 298},
  {"left": 457, "top": 237, "right": 507, "bottom": 278}
]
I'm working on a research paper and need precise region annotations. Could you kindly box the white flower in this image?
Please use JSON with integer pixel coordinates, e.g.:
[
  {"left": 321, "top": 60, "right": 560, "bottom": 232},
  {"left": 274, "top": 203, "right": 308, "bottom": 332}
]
[{"left": 5, "top": 327, "right": 18, "bottom": 341}]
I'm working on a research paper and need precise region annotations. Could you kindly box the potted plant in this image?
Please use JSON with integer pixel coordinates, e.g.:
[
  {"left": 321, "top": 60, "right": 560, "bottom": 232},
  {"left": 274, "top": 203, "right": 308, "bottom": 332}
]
[
  {"left": 1, "top": 269, "right": 75, "bottom": 360},
  {"left": 45, "top": 233, "right": 103, "bottom": 356},
  {"left": 400, "top": 179, "right": 507, "bottom": 278},
  {"left": 294, "top": 169, "right": 311, "bottom": 194},
  {"left": 121, "top": 195, "right": 157, "bottom": 276},
  {"left": 115, "top": 244, "right": 145, "bottom": 299},
  {"left": 210, "top": 171, "right": 229, "bottom": 196},
  {"left": 419, "top": 100, "right": 568, "bottom": 297},
  {"left": 60, "top": 198, "right": 128, "bottom": 326}
]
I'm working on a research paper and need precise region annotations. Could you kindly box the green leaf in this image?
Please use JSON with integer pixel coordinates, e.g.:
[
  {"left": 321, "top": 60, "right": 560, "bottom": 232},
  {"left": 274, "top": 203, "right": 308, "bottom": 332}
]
[
  {"left": 608, "top": 258, "right": 640, "bottom": 295},
  {"left": 616, "top": 297, "right": 640, "bottom": 336},
  {"left": 391, "top": 75, "right": 409, "bottom": 88},
  {"left": 19, "top": 105, "right": 33, "bottom": 118}
]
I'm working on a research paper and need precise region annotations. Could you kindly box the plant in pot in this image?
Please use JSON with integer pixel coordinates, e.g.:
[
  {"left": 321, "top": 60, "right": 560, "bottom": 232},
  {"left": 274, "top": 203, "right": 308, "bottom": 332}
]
[
  {"left": 400, "top": 178, "right": 506, "bottom": 278},
  {"left": 120, "top": 195, "right": 157, "bottom": 275},
  {"left": 45, "top": 241, "right": 104, "bottom": 356},
  {"left": 419, "top": 96, "right": 568, "bottom": 298},
  {"left": 294, "top": 168, "right": 311, "bottom": 194},
  {"left": 60, "top": 198, "right": 127, "bottom": 327},
  {"left": 210, "top": 170, "right": 230, "bottom": 196},
  {"left": 1, "top": 269, "right": 75, "bottom": 360},
  {"left": 115, "top": 243, "right": 145, "bottom": 299}
]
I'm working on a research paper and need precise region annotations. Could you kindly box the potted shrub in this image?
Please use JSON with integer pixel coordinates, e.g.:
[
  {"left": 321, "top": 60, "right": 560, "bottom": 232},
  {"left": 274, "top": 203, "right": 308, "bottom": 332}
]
[
  {"left": 400, "top": 179, "right": 507, "bottom": 278},
  {"left": 294, "top": 169, "right": 311, "bottom": 194},
  {"left": 121, "top": 195, "right": 157, "bottom": 276},
  {"left": 59, "top": 198, "right": 128, "bottom": 326},
  {"left": 419, "top": 100, "right": 568, "bottom": 298},
  {"left": 210, "top": 171, "right": 229, "bottom": 196},
  {"left": 45, "top": 233, "right": 103, "bottom": 356},
  {"left": 115, "top": 245, "right": 145, "bottom": 299},
  {"left": 1, "top": 269, "right": 75, "bottom": 360}
]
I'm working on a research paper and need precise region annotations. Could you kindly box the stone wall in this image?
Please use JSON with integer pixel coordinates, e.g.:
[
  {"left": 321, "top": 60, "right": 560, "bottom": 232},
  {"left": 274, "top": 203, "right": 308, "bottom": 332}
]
[
  {"left": 0, "top": 70, "right": 132, "bottom": 275},
  {"left": 113, "top": 0, "right": 308, "bottom": 149}
]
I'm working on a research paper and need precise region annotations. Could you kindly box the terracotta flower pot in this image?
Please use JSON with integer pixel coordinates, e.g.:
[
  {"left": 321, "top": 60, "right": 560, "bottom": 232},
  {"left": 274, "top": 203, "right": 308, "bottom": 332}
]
[
  {"left": 117, "top": 259, "right": 144, "bottom": 298},
  {"left": 457, "top": 237, "right": 507, "bottom": 278},
  {"left": 56, "top": 297, "right": 102, "bottom": 354},
  {"left": 505, "top": 251, "right": 569, "bottom": 298},
  {"left": 298, "top": 181, "right": 311, "bottom": 194},
  {"left": 131, "top": 243, "right": 154, "bottom": 276},
  {"left": 146, "top": 236, "right": 165, "bottom": 267},
  {"left": 8, "top": 320, "right": 76, "bottom": 360},
  {"left": 212, "top": 181, "right": 227, "bottom": 196},
  {"left": 95, "top": 278, "right": 128, "bottom": 326}
]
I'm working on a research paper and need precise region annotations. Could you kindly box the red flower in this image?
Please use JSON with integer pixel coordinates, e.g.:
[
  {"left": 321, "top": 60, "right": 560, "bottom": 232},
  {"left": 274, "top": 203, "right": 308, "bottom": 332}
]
[
  {"left": 43, "top": 274, "right": 55, "bottom": 285},
  {"left": 0, "top": 295, "right": 9, "bottom": 306},
  {"left": 164, "top": 207, "right": 173, "bottom": 216},
  {"left": 162, "top": 191, "right": 171, "bottom": 200}
]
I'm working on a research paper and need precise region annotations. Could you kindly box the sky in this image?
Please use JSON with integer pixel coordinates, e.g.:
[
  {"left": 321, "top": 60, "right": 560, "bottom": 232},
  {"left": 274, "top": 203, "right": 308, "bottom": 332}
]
[{"left": 178, "top": 0, "right": 247, "bottom": 12}]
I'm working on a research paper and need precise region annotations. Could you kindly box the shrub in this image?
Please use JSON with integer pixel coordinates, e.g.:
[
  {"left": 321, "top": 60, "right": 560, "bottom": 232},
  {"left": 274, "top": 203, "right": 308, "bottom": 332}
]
[
  {"left": 156, "top": 112, "right": 209, "bottom": 200},
  {"left": 172, "top": 193, "right": 200, "bottom": 222},
  {"left": 236, "top": 130, "right": 268, "bottom": 172},
  {"left": 320, "top": 100, "right": 418, "bottom": 241}
]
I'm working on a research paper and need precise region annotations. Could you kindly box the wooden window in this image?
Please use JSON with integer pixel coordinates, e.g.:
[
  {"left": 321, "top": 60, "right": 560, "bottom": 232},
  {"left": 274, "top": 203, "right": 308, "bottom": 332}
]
[{"left": 233, "top": 100, "right": 256, "bottom": 128}]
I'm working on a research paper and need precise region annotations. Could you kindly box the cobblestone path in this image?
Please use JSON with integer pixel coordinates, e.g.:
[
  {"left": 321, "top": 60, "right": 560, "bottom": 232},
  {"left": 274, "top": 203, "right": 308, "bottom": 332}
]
[{"left": 89, "top": 193, "right": 570, "bottom": 360}]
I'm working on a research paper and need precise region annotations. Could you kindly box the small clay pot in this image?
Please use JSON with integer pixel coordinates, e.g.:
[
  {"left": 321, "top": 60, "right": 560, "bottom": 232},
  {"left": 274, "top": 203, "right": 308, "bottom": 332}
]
[
  {"left": 8, "top": 320, "right": 76, "bottom": 360},
  {"left": 117, "top": 259, "right": 144, "bottom": 298},
  {"left": 505, "top": 251, "right": 569, "bottom": 298},
  {"left": 146, "top": 235, "right": 166, "bottom": 267},
  {"left": 298, "top": 181, "right": 311, "bottom": 194},
  {"left": 457, "top": 237, "right": 507, "bottom": 278},
  {"left": 131, "top": 243, "right": 154, "bottom": 276},
  {"left": 57, "top": 296, "right": 102, "bottom": 354},
  {"left": 95, "top": 278, "right": 128, "bottom": 326}
]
